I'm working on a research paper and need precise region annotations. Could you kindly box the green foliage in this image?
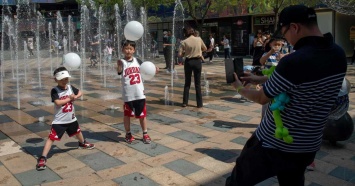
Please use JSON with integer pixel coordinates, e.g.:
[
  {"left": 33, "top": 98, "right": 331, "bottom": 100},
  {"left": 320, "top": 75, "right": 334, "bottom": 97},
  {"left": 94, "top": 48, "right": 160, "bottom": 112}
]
[
  {"left": 242, "top": 0, "right": 322, "bottom": 14},
  {"left": 241, "top": 0, "right": 322, "bottom": 31},
  {"left": 148, "top": 16, "right": 162, "bottom": 22},
  {"left": 182, "top": 0, "right": 238, "bottom": 30}
]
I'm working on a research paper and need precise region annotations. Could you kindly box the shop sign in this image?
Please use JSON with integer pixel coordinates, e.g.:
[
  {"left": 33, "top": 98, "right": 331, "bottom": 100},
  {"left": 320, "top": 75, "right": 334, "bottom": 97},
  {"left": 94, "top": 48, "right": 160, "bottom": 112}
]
[{"left": 254, "top": 16, "right": 275, "bottom": 25}]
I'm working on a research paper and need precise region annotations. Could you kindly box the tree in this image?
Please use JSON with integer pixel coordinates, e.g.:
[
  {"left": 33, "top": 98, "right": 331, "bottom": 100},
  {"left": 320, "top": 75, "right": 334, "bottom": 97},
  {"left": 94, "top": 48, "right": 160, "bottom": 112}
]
[
  {"left": 76, "top": 0, "right": 176, "bottom": 32},
  {"left": 242, "top": 0, "right": 322, "bottom": 31},
  {"left": 182, "top": 0, "right": 238, "bottom": 32}
]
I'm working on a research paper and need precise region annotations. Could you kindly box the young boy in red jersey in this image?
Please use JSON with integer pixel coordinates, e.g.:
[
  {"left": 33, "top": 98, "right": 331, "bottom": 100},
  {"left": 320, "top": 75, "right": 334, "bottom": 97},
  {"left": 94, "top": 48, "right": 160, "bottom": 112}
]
[{"left": 36, "top": 67, "right": 94, "bottom": 171}]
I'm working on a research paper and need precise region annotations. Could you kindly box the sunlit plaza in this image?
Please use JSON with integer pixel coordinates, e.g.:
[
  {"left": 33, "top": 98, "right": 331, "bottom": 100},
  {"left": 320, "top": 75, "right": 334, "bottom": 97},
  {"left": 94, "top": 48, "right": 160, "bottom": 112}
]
[{"left": 0, "top": 0, "right": 355, "bottom": 185}]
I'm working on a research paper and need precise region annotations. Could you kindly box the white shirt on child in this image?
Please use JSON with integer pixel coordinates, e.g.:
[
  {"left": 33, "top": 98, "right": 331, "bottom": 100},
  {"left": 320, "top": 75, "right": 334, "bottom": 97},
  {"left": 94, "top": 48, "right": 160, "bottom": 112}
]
[{"left": 120, "top": 58, "right": 146, "bottom": 102}]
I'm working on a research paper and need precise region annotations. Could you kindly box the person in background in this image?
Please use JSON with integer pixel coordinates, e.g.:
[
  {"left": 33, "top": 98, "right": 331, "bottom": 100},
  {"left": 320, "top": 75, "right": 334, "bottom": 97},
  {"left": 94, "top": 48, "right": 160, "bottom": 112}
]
[
  {"left": 205, "top": 33, "right": 215, "bottom": 63},
  {"left": 351, "top": 40, "right": 355, "bottom": 65},
  {"left": 252, "top": 31, "right": 264, "bottom": 66},
  {"left": 214, "top": 44, "right": 219, "bottom": 57},
  {"left": 262, "top": 31, "right": 271, "bottom": 50},
  {"left": 91, "top": 32, "right": 100, "bottom": 62},
  {"left": 178, "top": 27, "right": 207, "bottom": 108},
  {"left": 89, "top": 50, "right": 98, "bottom": 67},
  {"left": 226, "top": 5, "right": 347, "bottom": 185},
  {"left": 175, "top": 38, "right": 183, "bottom": 65},
  {"left": 104, "top": 42, "right": 114, "bottom": 68},
  {"left": 27, "top": 37, "right": 34, "bottom": 56},
  {"left": 163, "top": 30, "right": 176, "bottom": 73},
  {"left": 194, "top": 30, "right": 205, "bottom": 63},
  {"left": 151, "top": 38, "right": 158, "bottom": 58},
  {"left": 163, "top": 31, "right": 169, "bottom": 69},
  {"left": 221, "top": 35, "right": 231, "bottom": 59}
]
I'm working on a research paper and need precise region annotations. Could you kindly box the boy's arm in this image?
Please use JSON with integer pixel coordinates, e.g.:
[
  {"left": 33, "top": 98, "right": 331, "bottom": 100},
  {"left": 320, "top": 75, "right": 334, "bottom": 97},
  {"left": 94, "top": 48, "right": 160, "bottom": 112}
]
[
  {"left": 71, "top": 85, "right": 82, "bottom": 100},
  {"left": 259, "top": 50, "right": 275, "bottom": 65},
  {"left": 53, "top": 96, "right": 73, "bottom": 106},
  {"left": 117, "top": 60, "right": 123, "bottom": 75}
]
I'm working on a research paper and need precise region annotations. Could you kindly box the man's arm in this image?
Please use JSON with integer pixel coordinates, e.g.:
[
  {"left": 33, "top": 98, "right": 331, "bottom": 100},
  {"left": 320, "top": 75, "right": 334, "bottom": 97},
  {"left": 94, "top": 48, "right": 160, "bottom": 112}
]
[
  {"left": 232, "top": 73, "right": 271, "bottom": 105},
  {"left": 238, "top": 86, "right": 271, "bottom": 105}
]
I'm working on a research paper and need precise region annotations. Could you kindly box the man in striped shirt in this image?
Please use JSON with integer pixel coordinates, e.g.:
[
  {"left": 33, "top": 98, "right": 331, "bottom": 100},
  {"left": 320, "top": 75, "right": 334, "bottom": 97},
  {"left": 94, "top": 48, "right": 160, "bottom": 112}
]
[{"left": 226, "top": 5, "right": 347, "bottom": 186}]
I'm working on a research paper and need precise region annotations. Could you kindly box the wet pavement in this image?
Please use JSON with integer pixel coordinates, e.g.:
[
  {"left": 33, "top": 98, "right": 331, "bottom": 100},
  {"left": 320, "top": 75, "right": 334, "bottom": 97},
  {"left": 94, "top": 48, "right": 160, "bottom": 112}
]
[{"left": 0, "top": 54, "right": 354, "bottom": 186}]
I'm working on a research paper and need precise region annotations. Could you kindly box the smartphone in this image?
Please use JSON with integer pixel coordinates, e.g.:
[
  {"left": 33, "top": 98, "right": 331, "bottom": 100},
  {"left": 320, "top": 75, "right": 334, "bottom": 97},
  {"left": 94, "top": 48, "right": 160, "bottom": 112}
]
[
  {"left": 225, "top": 58, "right": 244, "bottom": 84},
  {"left": 234, "top": 57, "right": 244, "bottom": 81}
]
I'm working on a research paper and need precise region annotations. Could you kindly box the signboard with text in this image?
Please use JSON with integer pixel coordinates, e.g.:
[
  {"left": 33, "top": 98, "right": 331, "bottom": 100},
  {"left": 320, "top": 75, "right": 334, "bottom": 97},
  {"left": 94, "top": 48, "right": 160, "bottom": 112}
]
[{"left": 254, "top": 16, "right": 275, "bottom": 25}]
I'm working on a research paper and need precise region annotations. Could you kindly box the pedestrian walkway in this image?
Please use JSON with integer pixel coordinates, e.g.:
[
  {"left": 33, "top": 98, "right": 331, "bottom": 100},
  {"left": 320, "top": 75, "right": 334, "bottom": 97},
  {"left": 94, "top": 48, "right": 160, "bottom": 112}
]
[{"left": 0, "top": 56, "right": 354, "bottom": 185}]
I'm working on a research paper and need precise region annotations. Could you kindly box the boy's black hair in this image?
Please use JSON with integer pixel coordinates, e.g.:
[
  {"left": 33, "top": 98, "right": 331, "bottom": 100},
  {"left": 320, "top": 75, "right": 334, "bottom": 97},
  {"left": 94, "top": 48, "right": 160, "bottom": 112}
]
[
  {"left": 264, "top": 37, "right": 284, "bottom": 52},
  {"left": 121, "top": 40, "right": 136, "bottom": 49},
  {"left": 53, "top": 67, "right": 68, "bottom": 76}
]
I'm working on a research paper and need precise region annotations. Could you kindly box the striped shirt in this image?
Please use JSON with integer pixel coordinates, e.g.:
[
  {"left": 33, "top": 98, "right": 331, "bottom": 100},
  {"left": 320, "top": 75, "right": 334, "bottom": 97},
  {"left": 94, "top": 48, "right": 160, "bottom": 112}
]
[
  {"left": 263, "top": 52, "right": 278, "bottom": 68},
  {"left": 256, "top": 34, "right": 347, "bottom": 153}
]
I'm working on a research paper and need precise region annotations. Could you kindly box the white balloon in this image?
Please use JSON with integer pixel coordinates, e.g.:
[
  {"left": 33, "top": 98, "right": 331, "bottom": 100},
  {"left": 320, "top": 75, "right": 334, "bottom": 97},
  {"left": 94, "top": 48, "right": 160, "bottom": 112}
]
[
  {"left": 140, "top": 61, "right": 156, "bottom": 80},
  {"left": 63, "top": 52, "right": 81, "bottom": 70},
  {"left": 124, "top": 21, "right": 144, "bottom": 41}
]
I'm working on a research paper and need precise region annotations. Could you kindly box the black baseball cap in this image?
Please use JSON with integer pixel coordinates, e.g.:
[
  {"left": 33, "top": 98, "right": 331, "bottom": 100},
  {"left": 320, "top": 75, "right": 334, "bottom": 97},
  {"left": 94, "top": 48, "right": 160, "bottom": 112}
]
[{"left": 275, "top": 5, "right": 317, "bottom": 36}]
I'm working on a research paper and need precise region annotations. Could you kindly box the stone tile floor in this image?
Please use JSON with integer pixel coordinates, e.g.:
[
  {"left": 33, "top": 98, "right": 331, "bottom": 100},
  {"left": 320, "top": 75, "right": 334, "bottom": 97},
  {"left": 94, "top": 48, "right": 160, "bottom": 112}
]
[{"left": 0, "top": 55, "right": 354, "bottom": 186}]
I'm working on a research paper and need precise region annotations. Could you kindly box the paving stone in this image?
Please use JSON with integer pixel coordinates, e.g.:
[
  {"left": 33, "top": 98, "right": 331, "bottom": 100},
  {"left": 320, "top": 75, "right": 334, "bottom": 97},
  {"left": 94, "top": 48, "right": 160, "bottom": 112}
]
[
  {"left": 80, "top": 130, "right": 113, "bottom": 143},
  {"left": 163, "top": 159, "right": 203, "bottom": 176},
  {"left": 0, "top": 140, "right": 22, "bottom": 157},
  {"left": 0, "top": 115, "right": 13, "bottom": 124},
  {"left": 231, "top": 114, "right": 253, "bottom": 122},
  {"left": 23, "top": 122, "right": 51, "bottom": 133},
  {"left": 128, "top": 141, "right": 173, "bottom": 157},
  {"left": 315, "top": 150, "right": 329, "bottom": 160},
  {"left": 308, "top": 183, "right": 322, "bottom": 186},
  {"left": 74, "top": 104, "right": 86, "bottom": 111},
  {"left": 0, "top": 104, "right": 17, "bottom": 111},
  {"left": 77, "top": 151, "right": 125, "bottom": 171},
  {"left": 202, "top": 121, "right": 235, "bottom": 132},
  {"left": 230, "top": 136, "right": 248, "bottom": 146},
  {"left": 28, "top": 100, "right": 51, "bottom": 106},
  {"left": 112, "top": 172, "right": 159, "bottom": 186},
  {"left": 255, "top": 177, "right": 278, "bottom": 186},
  {"left": 0, "top": 131, "right": 9, "bottom": 140},
  {"left": 221, "top": 97, "right": 254, "bottom": 106},
  {"left": 75, "top": 115, "right": 95, "bottom": 124},
  {"left": 203, "top": 104, "right": 233, "bottom": 111},
  {"left": 85, "top": 93, "right": 102, "bottom": 98},
  {"left": 25, "top": 109, "right": 52, "bottom": 118},
  {"left": 98, "top": 109, "right": 123, "bottom": 118},
  {"left": 14, "top": 169, "right": 61, "bottom": 186},
  {"left": 176, "top": 109, "right": 209, "bottom": 118},
  {"left": 111, "top": 123, "right": 142, "bottom": 134},
  {"left": 147, "top": 113, "right": 181, "bottom": 124},
  {"left": 20, "top": 141, "right": 63, "bottom": 157},
  {"left": 30, "top": 93, "right": 48, "bottom": 98},
  {"left": 145, "top": 92, "right": 163, "bottom": 98},
  {"left": 168, "top": 130, "right": 208, "bottom": 144},
  {"left": 328, "top": 166, "right": 355, "bottom": 183},
  {"left": 2, "top": 97, "right": 18, "bottom": 102},
  {"left": 197, "top": 147, "right": 238, "bottom": 162}
]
